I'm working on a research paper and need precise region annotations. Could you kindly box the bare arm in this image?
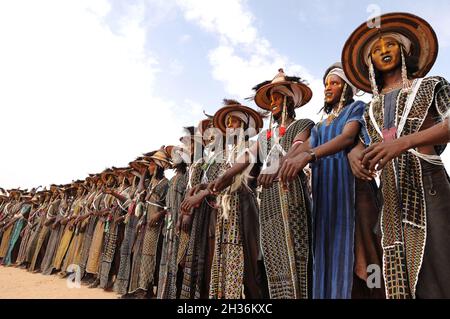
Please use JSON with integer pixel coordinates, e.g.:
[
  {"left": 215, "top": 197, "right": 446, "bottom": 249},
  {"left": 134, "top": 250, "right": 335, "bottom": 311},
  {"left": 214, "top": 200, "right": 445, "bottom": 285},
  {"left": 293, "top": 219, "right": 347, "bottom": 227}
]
[
  {"left": 362, "top": 119, "right": 450, "bottom": 171},
  {"left": 282, "top": 131, "right": 312, "bottom": 159},
  {"left": 104, "top": 190, "right": 127, "bottom": 203},
  {"left": 279, "top": 122, "right": 361, "bottom": 183},
  {"left": 207, "top": 142, "right": 258, "bottom": 194}
]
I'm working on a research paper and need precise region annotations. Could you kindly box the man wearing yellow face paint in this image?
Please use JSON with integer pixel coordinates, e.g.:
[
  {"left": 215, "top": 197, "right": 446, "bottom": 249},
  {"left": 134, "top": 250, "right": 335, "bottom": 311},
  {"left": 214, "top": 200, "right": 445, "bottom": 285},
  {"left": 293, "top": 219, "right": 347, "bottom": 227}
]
[
  {"left": 207, "top": 70, "right": 315, "bottom": 299},
  {"left": 278, "top": 62, "right": 385, "bottom": 299},
  {"left": 343, "top": 12, "right": 450, "bottom": 299}
]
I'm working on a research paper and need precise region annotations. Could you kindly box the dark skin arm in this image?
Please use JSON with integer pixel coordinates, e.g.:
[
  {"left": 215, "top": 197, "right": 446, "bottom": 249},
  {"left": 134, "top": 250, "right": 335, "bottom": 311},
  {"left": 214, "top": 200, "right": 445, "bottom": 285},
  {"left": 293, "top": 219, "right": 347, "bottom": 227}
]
[
  {"left": 281, "top": 131, "right": 313, "bottom": 159},
  {"left": 182, "top": 152, "right": 256, "bottom": 213},
  {"left": 180, "top": 183, "right": 209, "bottom": 214},
  {"left": 362, "top": 117, "right": 450, "bottom": 171},
  {"left": 208, "top": 154, "right": 252, "bottom": 194},
  {"left": 259, "top": 128, "right": 311, "bottom": 188},
  {"left": 74, "top": 209, "right": 95, "bottom": 224},
  {"left": 279, "top": 122, "right": 363, "bottom": 184},
  {"left": 347, "top": 141, "right": 376, "bottom": 180},
  {"left": 176, "top": 213, "right": 193, "bottom": 234},
  {"left": 180, "top": 189, "right": 211, "bottom": 214},
  {"left": 114, "top": 214, "right": 127, "bottom": 224},
  {"left": 44, "top": 216, "right": 57, "bottom": 226},
  {"left": 103, "top": 189, "right": 127, "bottom": 202}
]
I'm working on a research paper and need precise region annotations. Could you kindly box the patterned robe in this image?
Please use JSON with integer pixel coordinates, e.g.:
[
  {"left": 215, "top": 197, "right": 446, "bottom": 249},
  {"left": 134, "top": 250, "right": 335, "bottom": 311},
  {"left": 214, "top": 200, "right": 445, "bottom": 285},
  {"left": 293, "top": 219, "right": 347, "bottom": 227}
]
[
  {"left": 41, "top": 199, "right": 64, "bottom": 275},
  {"left": 209, "top": 151, "right": 245, "bottom": 299},
  {"left": 0, "top": 200, "right": 21, "bottom": 258},
  {"left": 78, "top": 191, "right": 104, "bottom": 278},
  {"left": 16, "top": 204, "right": 41, "bottom": 265},
  {"left": 258, "top": 119, "right": 314, "bottom": 299},
  {"left": 361, "top": 76, "right": 450, "bottom": 299},
  {"left": 99, "top": 186, "right": 133, "bottom": 289},
  {"left": 181, "top": 155, "right": 228, "bottom": 299},
  {"left": 157, "top": 170, "right": 189, "bottom": 299},
  {"left": 3, "top": 203, "right": 31, "bottom": 265},
  {"left": 86, "top": 193, "right": 113, "bottom": 275},
  {"left": 129, "top": 178, "right": 169, "bottom": 293},
  {"left": 29, "top": 198, "right": 60, "bottom": 272},
  {"left": 53, "top": 198, "right": 83, "bottom": 270},
  {"left": 113, "top": 200, "right": 139, "bottom": 295}
]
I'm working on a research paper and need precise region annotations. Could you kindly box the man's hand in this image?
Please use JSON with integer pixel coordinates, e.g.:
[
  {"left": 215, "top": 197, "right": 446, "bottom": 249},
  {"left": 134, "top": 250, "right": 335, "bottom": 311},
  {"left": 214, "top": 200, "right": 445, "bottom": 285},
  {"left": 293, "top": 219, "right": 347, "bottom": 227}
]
[
  {"left": 181, "top": 191, "right": 208, "bottom": 214},
  {"left": 362, "top": 139, "right": 409, "bottom": 171},
  {"left": 114, "top": 215, "right": 126, "bottom": 224},
  {"left": 257, "top": 172, "right": 278, "bottom": 189},
  {"left": 187, "top": 185, "right": 200, "bottom": 197},
  {"left": 278, "top": 152, "right": 311, "bottom": 185},
  {"left": 181, "top": 214, "right": 193, "bottom": 233},
  {"left": 348, "top": 145, "right": 375, "bottom": 180},
  {"left": 208, "top": 175, "right": 232, "bottom": 195}
]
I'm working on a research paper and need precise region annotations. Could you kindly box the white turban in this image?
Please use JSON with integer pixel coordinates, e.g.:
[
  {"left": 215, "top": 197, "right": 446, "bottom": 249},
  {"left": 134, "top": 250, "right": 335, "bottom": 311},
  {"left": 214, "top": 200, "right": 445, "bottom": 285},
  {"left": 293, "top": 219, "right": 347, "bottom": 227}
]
[
  {"left": 270, "top": 85, "right": 303, "bottom": 107},
  {"left": 325, "top": 67, "right": 359, "bottom": 96},
  {"left": 226, "top": 111, "right": 256, "bottom": 129}
]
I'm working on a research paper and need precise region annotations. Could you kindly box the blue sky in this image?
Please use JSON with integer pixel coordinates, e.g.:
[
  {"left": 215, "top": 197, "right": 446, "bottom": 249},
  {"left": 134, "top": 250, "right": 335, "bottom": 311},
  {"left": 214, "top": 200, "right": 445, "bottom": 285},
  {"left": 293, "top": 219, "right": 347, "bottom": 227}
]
[{"left": 1, "top": 0, "right": 449, "bottom": 189}]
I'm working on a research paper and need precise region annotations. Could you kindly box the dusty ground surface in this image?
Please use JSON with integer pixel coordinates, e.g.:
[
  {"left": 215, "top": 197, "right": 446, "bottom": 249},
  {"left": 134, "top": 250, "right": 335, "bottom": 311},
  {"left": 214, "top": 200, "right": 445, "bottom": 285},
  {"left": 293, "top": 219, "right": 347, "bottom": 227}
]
[{"left": 0, "top": 266, "right": 119, "bottom": 299}]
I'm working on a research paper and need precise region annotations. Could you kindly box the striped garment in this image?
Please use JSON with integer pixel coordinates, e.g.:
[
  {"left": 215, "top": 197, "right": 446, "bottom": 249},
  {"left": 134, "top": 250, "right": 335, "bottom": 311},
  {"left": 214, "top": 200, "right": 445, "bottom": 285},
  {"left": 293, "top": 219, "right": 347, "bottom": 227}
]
[{"left": 310, "top": 100, "right": 366, "bottom": 299}]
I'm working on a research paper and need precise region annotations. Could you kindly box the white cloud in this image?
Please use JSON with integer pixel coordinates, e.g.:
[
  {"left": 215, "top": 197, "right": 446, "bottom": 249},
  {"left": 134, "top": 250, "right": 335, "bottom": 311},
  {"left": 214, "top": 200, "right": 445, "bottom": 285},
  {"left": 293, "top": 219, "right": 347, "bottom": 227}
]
[
  {"left": 177, "top": 0, "right": 257, "bottom": 46},
  {"left": 176, "top": 0, "right": 324, "bottom": 124},
  {"left": 0, "top": 0, "right": 183, "bottom": 189},
  {"left": 184, "top": 99, "right": 204, "bottom": 117}
]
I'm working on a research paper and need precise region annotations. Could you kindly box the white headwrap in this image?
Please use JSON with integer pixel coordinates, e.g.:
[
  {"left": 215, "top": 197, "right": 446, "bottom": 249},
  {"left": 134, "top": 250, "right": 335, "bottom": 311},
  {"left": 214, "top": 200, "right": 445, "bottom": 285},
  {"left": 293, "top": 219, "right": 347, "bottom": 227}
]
[
  {"left": 270, "top": 85, "right": 303, "bottom": 107},
  {"left": 226, "top": 111, "right": 256, "bottom": 129},
  {"left": 363, "top": 32, "right": 412, "bottom": 66},
  {"left": 325, "top": 68, "right": 359, "bottom": 96}
]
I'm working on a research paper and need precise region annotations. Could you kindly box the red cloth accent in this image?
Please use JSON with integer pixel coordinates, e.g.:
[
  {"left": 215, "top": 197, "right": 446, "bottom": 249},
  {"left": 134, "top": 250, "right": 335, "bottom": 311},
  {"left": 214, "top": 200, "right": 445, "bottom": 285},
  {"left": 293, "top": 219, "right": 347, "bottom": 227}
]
[
  {"left": 382, "top": 127, "right": 397, "bottom": 142},
  {"left": 128, "top": 200, "right": 136, "bottom": 215}
]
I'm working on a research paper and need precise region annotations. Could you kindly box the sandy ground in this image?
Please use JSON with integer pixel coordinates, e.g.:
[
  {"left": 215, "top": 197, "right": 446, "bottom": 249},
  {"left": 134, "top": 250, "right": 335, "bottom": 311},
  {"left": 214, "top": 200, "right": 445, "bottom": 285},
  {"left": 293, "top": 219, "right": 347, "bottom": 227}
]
[{"left": 0, "top": 266, "right": 119, "bottom": 299}]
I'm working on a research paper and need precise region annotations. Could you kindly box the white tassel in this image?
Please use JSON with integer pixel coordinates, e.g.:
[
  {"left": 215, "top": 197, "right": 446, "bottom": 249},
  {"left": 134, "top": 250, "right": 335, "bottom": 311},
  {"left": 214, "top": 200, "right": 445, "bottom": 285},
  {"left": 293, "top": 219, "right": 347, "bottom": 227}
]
[
  {"left": 220, "top": 194, "right": 231, "bottom": 220},
  {"left": 368, "top": 58, "right": 380, "bottom": 101},
  {"left": 401, "top": 47, "right": 412, "bottom": 94}
]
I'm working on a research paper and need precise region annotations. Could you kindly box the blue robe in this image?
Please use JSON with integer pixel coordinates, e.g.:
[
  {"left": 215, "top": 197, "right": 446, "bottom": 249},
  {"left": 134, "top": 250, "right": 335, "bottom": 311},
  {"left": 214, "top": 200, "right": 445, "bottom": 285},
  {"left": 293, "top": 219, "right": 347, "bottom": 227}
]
[{"left": 310, "top": 100, "right": 366, "bottom": 299}]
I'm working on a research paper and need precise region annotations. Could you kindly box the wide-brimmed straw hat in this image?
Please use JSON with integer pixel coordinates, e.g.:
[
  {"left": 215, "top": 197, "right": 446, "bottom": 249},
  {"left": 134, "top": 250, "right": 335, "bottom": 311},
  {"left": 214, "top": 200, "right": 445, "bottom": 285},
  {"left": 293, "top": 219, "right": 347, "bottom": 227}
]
[
  {"left": 129, "top": 154, "right": 153, "bottom": 172},
  {"left": 147, "top": 148, "right": 171, "bottom": 169},
  {"left": 164, "top": 145, "right": 176, "bottom": 160},
  {"left": 213, "top": 99, "right": 264, "bottom": 136},
  {"left": 253, "top": 68, "right": 312, "bottom": 110},
  {"left": 342, "top": 12, "right": 438, "bottom": 93},
  {"left": 100, "top": 168, "right": 118, "bottom": 184}
]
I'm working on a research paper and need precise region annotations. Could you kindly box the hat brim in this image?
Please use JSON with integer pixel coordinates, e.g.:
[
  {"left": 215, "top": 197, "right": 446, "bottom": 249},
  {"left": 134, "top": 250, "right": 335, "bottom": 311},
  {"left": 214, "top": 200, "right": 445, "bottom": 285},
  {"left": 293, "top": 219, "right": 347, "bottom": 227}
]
[
  {"left": 164, "top": 146, "right": 176, "bottom": 160},
  {"left": 342, "top": 12, "right": 438, "bottom": 93},
  {"left": 213, "top": 104, "right": 264, "bottom": 136},
  {"left": 129, "top": 161, "right": 150, "bottom": 172},
  {"left": 149, "top": 154, "right": 171, "bottom": 168},
  {"left": 101, "top": 172, "right": 118, "bottom": 184},
  {"left": 254, "top": 81, "right": 312, "bottom": 110}
]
